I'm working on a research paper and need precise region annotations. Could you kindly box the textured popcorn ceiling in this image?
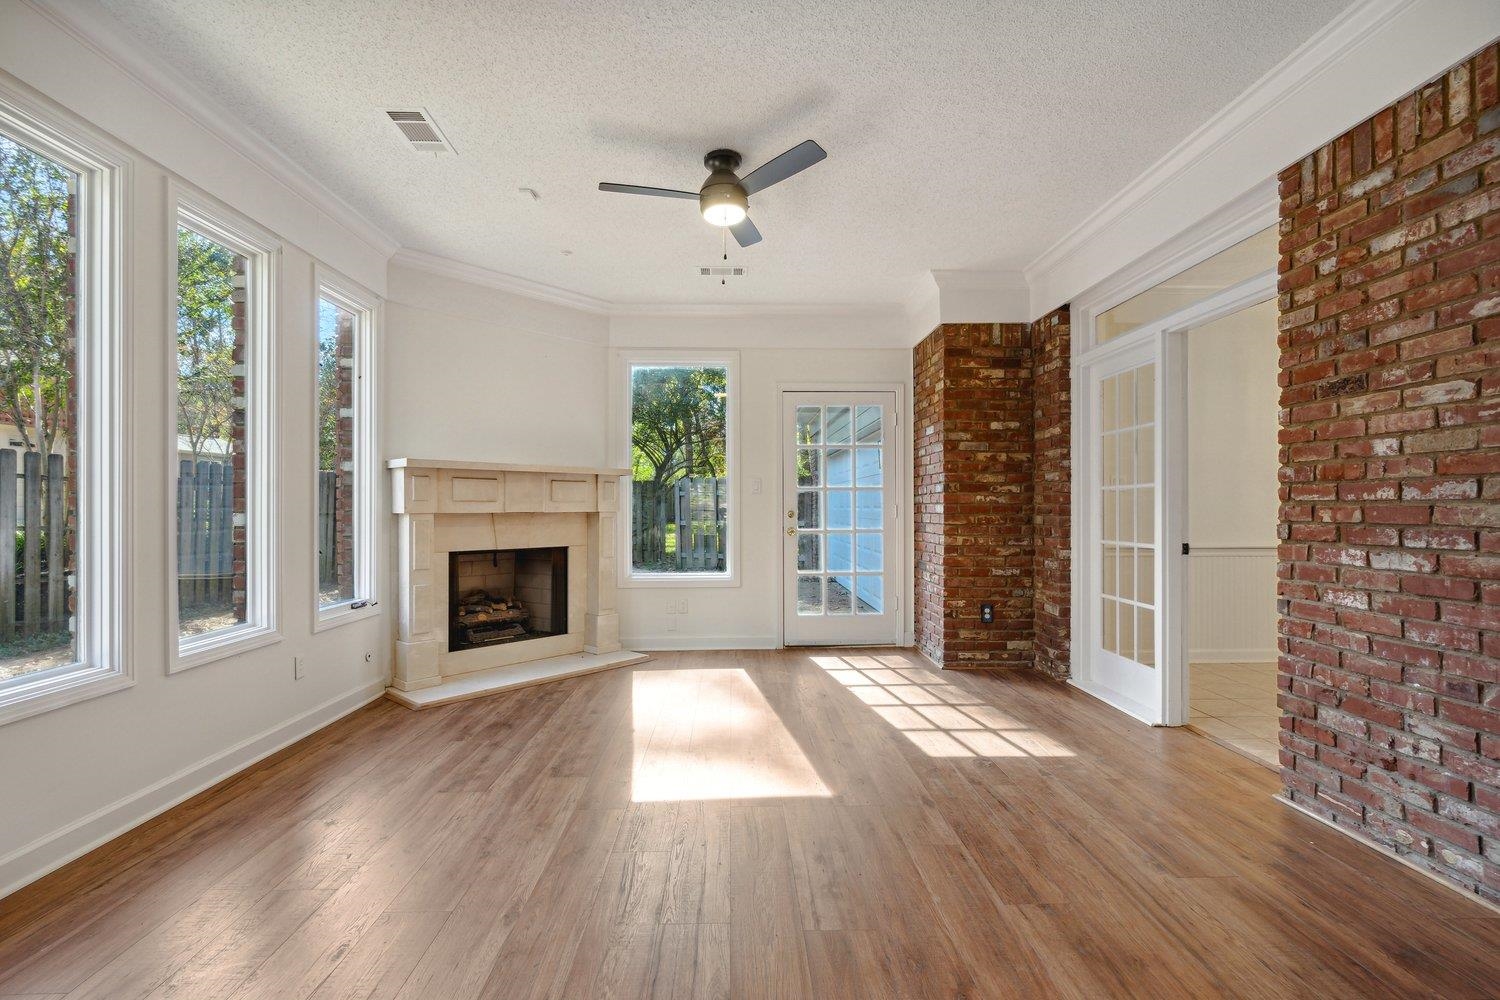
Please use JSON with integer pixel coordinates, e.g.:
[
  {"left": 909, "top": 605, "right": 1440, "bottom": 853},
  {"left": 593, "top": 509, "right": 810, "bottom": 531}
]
[{"left": 98, "top": 0, "right": 1349, "bottom": 306}]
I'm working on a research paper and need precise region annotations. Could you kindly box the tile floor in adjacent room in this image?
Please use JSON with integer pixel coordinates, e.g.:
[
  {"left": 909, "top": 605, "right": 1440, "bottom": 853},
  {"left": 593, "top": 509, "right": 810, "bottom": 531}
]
[{"left": 1188, "top": 661, "right": 1279, "bottom": 768}]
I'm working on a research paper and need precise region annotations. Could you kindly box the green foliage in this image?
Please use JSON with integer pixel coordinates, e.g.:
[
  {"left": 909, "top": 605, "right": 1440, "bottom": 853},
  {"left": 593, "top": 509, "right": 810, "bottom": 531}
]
[
  {"left": 317, "top": 299, "right": 343, "bottom": 471},
  {"left": 0, "top": 136, "right": 74, "bottom": 456},
  {"left": 176, "top": 227, "right": 240, "bottom": 461},
  {"left": 630, "top": 365, "right": 727, "bottom": 489}
]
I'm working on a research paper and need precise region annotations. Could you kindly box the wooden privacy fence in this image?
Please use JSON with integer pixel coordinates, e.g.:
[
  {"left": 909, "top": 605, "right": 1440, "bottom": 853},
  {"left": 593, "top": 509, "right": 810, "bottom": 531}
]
[
  {"left": 318, "top": 470, "right": 337, "bottom": 589},
  {"left": 176, "top": 459, "right": 235, "bottom": 609},
  {"left": 0, "top": 450, "right": 68, "bottom": 638},
  {"left": 630, "top": 477, "right": 726, "bottom": 572}
]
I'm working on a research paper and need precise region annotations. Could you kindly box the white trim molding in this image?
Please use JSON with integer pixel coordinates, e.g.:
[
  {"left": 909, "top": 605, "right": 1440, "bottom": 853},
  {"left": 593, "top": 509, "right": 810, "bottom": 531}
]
[
  {"left": 24, "top": 0, "right": 398, "bottom": 262},
  {"left": 168, "top": 183, "right": 283, "bottom": 673},
  {"left": 0, "top": 79, "right": 133, "bottom": 727},
  {"left": 0, "top": 679, "right": 385, "bottom": 900},
  {"left": 1027, "top": 0, "right": 1500, "bottom": 315}
]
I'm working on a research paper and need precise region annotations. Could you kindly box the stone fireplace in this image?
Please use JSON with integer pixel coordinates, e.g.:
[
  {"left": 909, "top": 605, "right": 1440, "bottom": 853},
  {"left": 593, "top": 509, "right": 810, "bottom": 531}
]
[{"left": 387, "top": 458, "right": 646, "bottom": 708}]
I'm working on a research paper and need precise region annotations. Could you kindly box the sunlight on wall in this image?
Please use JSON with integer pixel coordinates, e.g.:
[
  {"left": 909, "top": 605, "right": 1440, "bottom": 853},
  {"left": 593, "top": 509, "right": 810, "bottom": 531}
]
[
  {"left": 631, "top": 668, "right": 832, "bottom": 802},
  {"left": 810, "top": 654, "right": 1075, "bottom": 758}
]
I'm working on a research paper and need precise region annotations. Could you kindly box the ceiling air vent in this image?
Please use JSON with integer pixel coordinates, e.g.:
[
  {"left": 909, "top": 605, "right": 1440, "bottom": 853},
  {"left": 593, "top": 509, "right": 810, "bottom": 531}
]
[
  {"left": 698, "top": 265, "right": 747, "bottom": 278},
  {"left": 385, "top": 109, "right": 454, "bottom": 153}
]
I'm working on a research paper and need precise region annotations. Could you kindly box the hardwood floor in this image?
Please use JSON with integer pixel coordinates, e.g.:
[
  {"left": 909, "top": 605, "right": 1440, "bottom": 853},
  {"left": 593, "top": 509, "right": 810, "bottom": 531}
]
[{"left": 1, "top": 648, "right": 1496, "bottom": 999}]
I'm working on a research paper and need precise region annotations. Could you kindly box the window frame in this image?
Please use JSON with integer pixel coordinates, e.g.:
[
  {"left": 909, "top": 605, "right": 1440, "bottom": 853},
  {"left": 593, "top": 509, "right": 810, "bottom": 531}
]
[
  {"left": 311, "top": 266, "right": 380, "bottom": 630},
  {"left": 615, "top": 350, "right": 740, "bottom": 589},
  {"left": 0, "top": 86, "right": 131, "bottom": 726},
  {"left": 166, "top": 186, "right": 282, "bottom": 672}
]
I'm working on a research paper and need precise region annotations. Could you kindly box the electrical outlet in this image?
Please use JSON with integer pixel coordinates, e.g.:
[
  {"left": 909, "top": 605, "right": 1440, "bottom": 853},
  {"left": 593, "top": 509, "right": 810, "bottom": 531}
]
[
  {"left": 293, "top": 656, "right": 305, "bottom": 680},
  {"left": 979, "top": 603, "right": 994, "bottom": 624},
  {"left": 677, "top": 599, "right": 689, "bottom": 615}
]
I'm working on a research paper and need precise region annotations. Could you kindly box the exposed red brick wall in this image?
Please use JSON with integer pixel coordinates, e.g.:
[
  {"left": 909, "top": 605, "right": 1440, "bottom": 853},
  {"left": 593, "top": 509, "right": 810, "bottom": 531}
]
[
  {"left": 1276, "top": 42, "right": 1500, "bottom": 903},
  {"left": 912, "top": 323, "right": 1036, "bottom": 669},
  {"left": 1032, "top": 306, "right": 1072, "bottom": 680}
]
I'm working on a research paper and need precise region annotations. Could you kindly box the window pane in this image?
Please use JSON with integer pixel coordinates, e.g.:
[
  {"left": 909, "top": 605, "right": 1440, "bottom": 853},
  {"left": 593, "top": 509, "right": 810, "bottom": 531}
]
[
  {"left": 827, "top": 576, "right": 853, "bottom": 614},
  {"left": 825, "top": 406, "right": 852, "bottom": 444},
  {"left": 827, "top": 448, "right": 853, "bottom": 486},
  {"left": 856, "top": 576, "right": 883, "bottom": 614},
  {"left": 1137, "top": 608, "right": 1155, "bottom": 667},
  {"left": 797, "top": 576, "right": 822, "bottom": 615},
  {"left": 796, "top": 534, "right": 820, "bottom": 572},
  {"left": 796, "top": 490, "right": 821, "bottom": 529},
  {"left": 176, "top": 227, "right": 248, "bottom": 639},
  {"left": 854, "top": 490, "right": 881, "bottom": 529},
  {"left": 854, "top": 448, "right": 882, "bottom": 486},
  {"left": 855, "top": 533, "right": 882, "bottom": 572},
  {"left": 795, "top": 406, "right": 821, "bottom": 444},
  {"left": 0, "top": 136, "right": 79, "bottom": 681},
  {"left": 1097, "top": 226, "right": 1277, "bottom": 343},
  {"left": 628, "top": 365, "right": 729, "bottom": 575},
  {"left": 827, "top": 533, "right": 853, "bottom": 572},
  {"left": 797, "top": 448, "right": 821, "bottom": 487},
  {"left": 854, "top": 405, "right": 881, "bottom": 443},
  {"left": 318, "top": 298, "right": 357, "bottom": 605},
  {"left": 826, "top": 490, "right": 852, "bottom": 529},
  {"left": 1102, "top": 599, "right": 1118, "bottom": 654}
]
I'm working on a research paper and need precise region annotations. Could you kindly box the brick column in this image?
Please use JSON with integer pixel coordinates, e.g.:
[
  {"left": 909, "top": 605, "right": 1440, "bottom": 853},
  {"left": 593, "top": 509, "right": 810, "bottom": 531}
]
[
  {"left": 1032, "top": 306, "right": 1072, "bottom": 680},
  {"left": 912, "top": 323, "right": 1035, "bottom": 668},
  {"left": 1276, "top": 42, "right": 1499, "bottom": 903}
]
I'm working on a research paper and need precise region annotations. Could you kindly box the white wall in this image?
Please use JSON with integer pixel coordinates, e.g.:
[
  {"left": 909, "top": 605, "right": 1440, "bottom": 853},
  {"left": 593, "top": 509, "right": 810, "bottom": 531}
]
[
  {"left": 605, "top": 325, "right": 913, "bottom": 650},
  {"left": 383, "top": 264, "right": 610, "bottom": 467},
  {"left": 0, "top": 4, "right": 391, "bottom": 896},
  {"left": 1186, "top": 300, "right": 1279, "bottom": 662}
]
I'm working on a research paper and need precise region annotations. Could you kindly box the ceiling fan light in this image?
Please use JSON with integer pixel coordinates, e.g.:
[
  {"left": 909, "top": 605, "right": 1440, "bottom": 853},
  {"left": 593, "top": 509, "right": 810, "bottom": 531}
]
[{"left": 700, "top": 182, "right": 748, "bottom": 227}]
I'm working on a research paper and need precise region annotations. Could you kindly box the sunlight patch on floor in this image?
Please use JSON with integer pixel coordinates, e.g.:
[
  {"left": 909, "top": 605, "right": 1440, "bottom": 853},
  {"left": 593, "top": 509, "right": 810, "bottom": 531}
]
[
  {"left": 631, "top": 668, "right": 832, "bottom": 802},
  {"left": 812, "top": 654, "right": 1075, "bottom": 758}
]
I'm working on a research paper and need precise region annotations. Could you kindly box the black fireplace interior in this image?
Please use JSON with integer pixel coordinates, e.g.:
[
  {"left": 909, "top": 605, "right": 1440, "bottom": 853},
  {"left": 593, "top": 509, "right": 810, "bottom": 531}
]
[{"left": 448, "top": 546, "right": 568, "bottom": 652}]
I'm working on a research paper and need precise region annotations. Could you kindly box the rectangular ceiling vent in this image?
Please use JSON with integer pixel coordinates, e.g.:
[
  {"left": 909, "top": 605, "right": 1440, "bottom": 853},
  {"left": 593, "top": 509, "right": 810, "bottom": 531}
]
[
  {"left": 698, "top": 265, "right": 747, "bottom": 278},
  {"left": 385, "top": 109, "right": 454, "bottom": 153}
]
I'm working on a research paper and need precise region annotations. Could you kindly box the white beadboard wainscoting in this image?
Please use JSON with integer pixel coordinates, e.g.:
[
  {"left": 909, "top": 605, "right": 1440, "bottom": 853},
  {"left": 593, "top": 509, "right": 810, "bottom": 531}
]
[{"left": 1187, "top": 547, "right": 1279, "bottom": 663}]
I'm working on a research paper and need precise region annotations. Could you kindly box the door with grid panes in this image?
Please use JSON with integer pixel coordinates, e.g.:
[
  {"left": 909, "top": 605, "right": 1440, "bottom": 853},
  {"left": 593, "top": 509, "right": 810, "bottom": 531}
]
[
  {"left": 783, "top": 392, "right": 900, "bottom": 645},
  {"left": 1086, "top": 342, "right": 1161, "bottom": 714}
]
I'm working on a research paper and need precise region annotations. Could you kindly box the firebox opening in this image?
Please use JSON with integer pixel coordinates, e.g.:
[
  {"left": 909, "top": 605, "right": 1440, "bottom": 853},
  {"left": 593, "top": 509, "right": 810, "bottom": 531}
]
[{"left": 448, "top": 546, "right": 568, "bottom": 651}]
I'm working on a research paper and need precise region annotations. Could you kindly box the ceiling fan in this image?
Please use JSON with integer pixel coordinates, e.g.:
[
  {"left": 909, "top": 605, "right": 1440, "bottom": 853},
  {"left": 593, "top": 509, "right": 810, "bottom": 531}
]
[{"left": 598, "top": 139, "right": 827, "bottom": 247}]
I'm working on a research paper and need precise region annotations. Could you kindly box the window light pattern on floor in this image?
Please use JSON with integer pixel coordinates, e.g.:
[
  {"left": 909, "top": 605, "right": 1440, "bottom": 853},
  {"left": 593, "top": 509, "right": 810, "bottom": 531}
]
[
  {"left": 811, "top": 654, "right": 1075, "bottom": 758},
  {"left": 632, "top": 667, "right": 831, "bottom": 802}
]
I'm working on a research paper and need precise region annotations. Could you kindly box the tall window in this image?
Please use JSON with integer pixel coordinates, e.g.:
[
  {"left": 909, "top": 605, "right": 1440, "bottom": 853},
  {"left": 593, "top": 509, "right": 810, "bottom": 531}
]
[
  {"left": 627, "top": 361, "right": 731, "bottom": 579},
  {"left": 172, "top": 202, "right": 276, "bottom": 665},
  {"left": 316, "top": 280, "right": 374, "bottom": 619},
  {"left": 0, "top": 134, "right": 77, "bottom": 683},
  {"left": 0, "top": 97, "right": 126, "bottom": 724}
]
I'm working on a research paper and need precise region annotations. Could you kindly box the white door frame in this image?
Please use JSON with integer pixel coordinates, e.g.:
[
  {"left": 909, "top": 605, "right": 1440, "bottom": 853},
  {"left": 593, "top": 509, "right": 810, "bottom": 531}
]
[
  {"left": 775, "top": 381, "right": 909, "bottom": 649},
  {"left": 1069, "top": 180, "right": 1278, "bottom": 725}
]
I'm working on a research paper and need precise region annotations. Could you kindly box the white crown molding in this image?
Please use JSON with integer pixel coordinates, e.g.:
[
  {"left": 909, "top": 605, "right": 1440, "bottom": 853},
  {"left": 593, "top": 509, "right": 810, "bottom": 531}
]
[
  {"left": 25, "top": 0, "right": 400, "bottom": 260},
  {"left": 1020, "top": 0, "right": 1440, "bottom": 313},
  {"left": 391, "top": 247, "right": 613, "bottom": 315}
]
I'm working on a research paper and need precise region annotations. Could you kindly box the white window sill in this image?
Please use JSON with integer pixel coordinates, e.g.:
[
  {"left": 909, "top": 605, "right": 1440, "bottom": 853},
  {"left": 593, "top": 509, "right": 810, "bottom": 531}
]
[
  {"left": 0, "top": 663, "right": 133, "bottom": 727},
  {"left": 620, "top": 573, "right": 739, "bottom": 589},
  {"left": 171, "top": 624, "right": 282, "bottom": 674},
  {"left": 313, "top": 600, "right": 381, "bottom": 633}
]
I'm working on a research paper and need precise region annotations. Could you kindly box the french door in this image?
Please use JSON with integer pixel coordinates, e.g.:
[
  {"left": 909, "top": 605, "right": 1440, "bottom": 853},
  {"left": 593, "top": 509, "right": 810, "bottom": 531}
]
[
  {"left": 1082, "top": 340, "right": 1165, "bottom": 719},
  {"left": 782, "top": 391, "right": 900, "bottom": 645}
]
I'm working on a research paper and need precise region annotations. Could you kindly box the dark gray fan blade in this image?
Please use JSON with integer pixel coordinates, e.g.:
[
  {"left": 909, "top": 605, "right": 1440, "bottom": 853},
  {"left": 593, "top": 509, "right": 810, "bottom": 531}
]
[
  {"left": 740, "top": 140, "right": 827, "bottom": 195},
  {"left": 730, "top": 216, "right": 762, "bottom": 247},
  {"left": 598, "top": 182, "right": 698, "bottom": 200}
]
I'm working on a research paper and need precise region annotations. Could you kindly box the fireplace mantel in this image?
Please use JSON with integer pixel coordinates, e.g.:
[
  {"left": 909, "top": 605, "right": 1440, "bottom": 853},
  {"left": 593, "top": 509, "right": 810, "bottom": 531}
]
[{"left": 387, "top": 458, "right": 645, "bottom": 708}]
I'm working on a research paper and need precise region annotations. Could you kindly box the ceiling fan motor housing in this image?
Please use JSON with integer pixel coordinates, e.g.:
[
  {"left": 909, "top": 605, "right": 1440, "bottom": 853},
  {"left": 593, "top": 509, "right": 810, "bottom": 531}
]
[{"left": 699, "top": 151, "right": 748, "bottom": 226}]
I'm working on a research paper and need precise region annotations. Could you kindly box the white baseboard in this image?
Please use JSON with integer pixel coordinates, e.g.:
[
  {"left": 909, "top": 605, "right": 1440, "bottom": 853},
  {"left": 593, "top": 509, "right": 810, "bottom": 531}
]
[
  {"left": 0, "top": 679, "right": 387, "bottom": 901},
  {"left": 1189, "top": 647, "right": 1278, "bottom": 663},
  {"left": 622, "top": 634, "right": 779, "bottom": 651}
]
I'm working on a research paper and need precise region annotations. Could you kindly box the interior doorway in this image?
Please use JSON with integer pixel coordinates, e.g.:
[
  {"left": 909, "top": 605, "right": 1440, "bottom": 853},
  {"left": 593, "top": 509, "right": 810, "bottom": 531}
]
[{"left": 1180, "top": 300, "right": 1281, "bottom": 768}]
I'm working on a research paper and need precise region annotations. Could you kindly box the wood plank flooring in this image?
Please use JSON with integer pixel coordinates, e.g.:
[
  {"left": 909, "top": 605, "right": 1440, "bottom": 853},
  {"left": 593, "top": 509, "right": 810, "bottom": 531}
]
[{"left": 1, "top": 648, "right": 1496, "bottom": 999}]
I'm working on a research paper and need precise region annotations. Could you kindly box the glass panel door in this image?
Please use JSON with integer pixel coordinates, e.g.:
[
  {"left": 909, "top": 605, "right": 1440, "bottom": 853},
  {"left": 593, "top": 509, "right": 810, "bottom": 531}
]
[
  {"left": 1084, "top": 342, "right": 1163, "bottom": 717},
  {"left": 783, "top": 391, "right": 899, "bottom": 645}
]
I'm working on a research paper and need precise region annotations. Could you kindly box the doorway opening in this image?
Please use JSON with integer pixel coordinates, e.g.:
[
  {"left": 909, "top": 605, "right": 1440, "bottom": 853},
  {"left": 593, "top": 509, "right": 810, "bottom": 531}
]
[{"left": 1180, "top": 300, "right": 1281, "bottom": 768}]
